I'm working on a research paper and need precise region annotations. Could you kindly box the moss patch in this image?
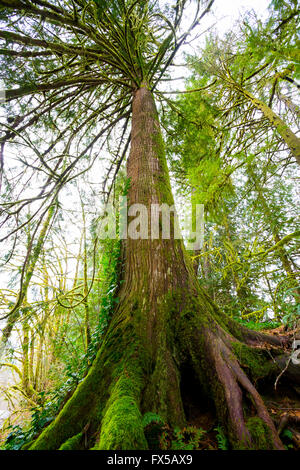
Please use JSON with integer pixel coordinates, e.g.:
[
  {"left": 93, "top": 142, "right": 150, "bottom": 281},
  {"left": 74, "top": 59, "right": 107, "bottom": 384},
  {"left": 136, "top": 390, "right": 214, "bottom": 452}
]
[
  {"left": 59, "top": 432, "right": 83, "bottom": 450},
  {"left": 98, "top": 372, "right": 148, "bottom": 450},
  {"left": 246, "top": 417, "right": 274, "bottom": 450},
  {"left": 232, "top": 341, "right": 277, "bottom": 381}
]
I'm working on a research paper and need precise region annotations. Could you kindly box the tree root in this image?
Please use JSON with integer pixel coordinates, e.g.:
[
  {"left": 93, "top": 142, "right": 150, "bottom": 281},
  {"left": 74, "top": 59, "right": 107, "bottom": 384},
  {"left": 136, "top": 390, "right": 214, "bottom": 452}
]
[
  {"left": 278, "top": 413, "right": 300, "bottom": 435},
  {"left": 187, "top": 320, "right": 285, "bottom": 449},
  {"left": 226, "top": 317, "right": 291, "bottom": 349}
]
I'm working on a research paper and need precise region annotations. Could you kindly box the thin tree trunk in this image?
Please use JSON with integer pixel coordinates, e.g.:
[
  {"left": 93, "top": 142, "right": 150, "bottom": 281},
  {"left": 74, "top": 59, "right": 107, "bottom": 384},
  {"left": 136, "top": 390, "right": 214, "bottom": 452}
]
[
  {"left": 82, "top": 204, "right": 91, "bottom": 350},
  {"left": 248, "top": 168, "right": 300, "bottom": 304},
  {"left": 234, "top": 83, "right": 300, "bottom": 164},
  {"left": 0, "top": 203, "right": 56, "bottom": 358}
]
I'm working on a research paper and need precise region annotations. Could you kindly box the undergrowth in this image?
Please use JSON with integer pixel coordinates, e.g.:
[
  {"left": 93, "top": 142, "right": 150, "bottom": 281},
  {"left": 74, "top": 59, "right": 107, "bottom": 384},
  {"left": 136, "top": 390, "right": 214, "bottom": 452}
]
[{"left": 3, "top": 238, "right": 121, "bottom": 450}]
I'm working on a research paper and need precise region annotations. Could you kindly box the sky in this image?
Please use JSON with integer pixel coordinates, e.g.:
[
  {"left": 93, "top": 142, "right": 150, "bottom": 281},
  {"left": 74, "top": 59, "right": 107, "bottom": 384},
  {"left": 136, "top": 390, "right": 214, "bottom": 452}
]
[
  {"left": 213, "top": 0, "right": 269, "bottom": 30},
  {"left": 185, "top": 0, "right": 270, "bottom": 38},
  {"left": 159, "top": 0, "right": 271, "bottom": 91}
]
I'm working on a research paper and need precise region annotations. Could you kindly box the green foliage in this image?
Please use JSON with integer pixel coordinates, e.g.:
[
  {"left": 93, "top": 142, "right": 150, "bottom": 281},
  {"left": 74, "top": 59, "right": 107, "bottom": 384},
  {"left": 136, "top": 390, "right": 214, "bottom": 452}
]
[
  {"left": 281, "top": 287, "right": 300, "bottom": 327},
  {"left": 4, "top": 236, "right": 122, "bottom": 450},
  {"left": 281, "top": 428, "right": 294, "bottom": 449},
  {"left": 281, "top": 429, "right": 293, "bottom": 440},
  {"left": 142, "top": 416, "right": 209, "bottom": 451},
  {"left": 163, "top": 12, "right": 299, "bottom": 329},
  {"left": 235, "top": 318, "right": 281, "bottom": 331},
  {"left": 4, "top": 393, "right": 57, "bottom": 450},
  {"left": 214, "top": 425, "right": 229, "bottom": 450},
  {"left": 4, "top": 427, "right": 31, "bottom": 451},
  {"left": 160, "top": 426, "right": 207, "bottom": 451}
]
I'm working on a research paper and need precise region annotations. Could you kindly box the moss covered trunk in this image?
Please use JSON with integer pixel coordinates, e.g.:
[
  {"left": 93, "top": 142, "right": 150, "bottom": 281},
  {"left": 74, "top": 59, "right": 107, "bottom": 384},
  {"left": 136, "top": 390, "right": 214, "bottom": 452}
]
[
  {"left": 237, "top": 85, "right": 300, "bottom": 165},
  {"left": 28, "top": 85, "right": 293, "bottom": 451}
]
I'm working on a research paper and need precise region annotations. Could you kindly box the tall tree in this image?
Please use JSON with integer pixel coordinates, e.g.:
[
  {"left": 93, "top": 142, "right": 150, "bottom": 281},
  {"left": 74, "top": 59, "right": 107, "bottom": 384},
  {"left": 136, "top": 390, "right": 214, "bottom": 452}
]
[{"left": 0, "top": 0, "right": 298, "bottom": 450}]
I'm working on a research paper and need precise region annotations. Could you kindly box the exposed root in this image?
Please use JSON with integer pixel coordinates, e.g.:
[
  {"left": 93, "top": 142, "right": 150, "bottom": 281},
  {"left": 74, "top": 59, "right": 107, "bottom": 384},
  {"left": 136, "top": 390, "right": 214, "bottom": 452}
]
[
  {"left": 274, "top": 355, "right": 300, "bottom": 386},
  {"left": 278, "top": 412, "right": 300, "bottom": 435},
  {"left": 226, "top": 317, "right": 291, "bottom": 349},
  {"left": 188, "top": 320, "right": 285, "bottom": 449}
]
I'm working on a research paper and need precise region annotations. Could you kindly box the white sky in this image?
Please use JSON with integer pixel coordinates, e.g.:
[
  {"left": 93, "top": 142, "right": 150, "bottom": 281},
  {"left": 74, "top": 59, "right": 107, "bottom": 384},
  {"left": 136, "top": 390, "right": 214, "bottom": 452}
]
[{"left": 213, "top": 0, "right": 269, "bottom": 29}]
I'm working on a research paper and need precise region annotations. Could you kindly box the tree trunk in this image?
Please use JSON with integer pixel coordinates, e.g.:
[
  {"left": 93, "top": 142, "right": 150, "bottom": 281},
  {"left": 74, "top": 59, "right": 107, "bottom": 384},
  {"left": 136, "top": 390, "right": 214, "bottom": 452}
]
[
  {"left": 28, "top": 85, "right": 292, "bottom": 451},
  {"left": 235, "top": 84, "right": 300, "bottom": 165},
  {"left": 248, "top": 167, "right": 300, "bottom": 304}
]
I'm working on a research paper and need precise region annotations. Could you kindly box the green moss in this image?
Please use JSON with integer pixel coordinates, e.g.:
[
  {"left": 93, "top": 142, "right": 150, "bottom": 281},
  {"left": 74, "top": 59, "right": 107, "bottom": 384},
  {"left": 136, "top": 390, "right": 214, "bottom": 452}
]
[
  {"left": 246, "top": 417, "right": 274, "bottom": 450},
  {"left": 28, "top": 295, "right": 151, "bottom": 450},
  {"left": 28, "top": 340, "right": 109, "bottom": 449},
  {"left": 142, "top": 413, "right": 165, "bottom": 449},
  {"left": 142, "top": 412, "right": 164, "bottom": 427},
  {"left": 232, "top": 341, "right": 276, "bottom": 380},
  {"left": 97, "top": 372, "right": 148, "bottom": 450},
  {"left": 59, "top": 432, "right": 83, "bottom": 450},
  {"left": 21, "top": 439, "right": 35, "bottom": 450}
]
